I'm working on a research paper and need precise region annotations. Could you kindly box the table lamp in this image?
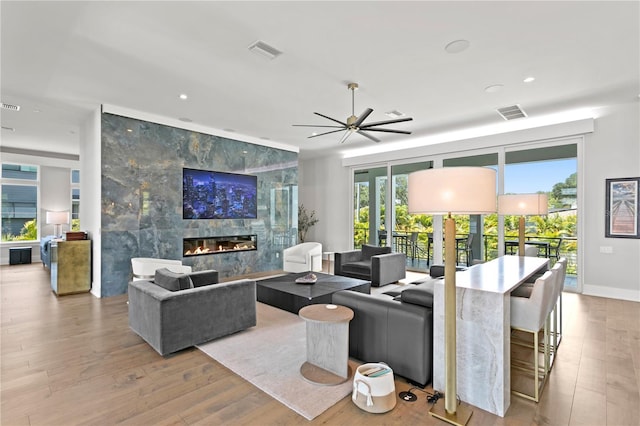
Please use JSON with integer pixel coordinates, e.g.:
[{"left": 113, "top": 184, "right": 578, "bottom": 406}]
[
  {"left": 497, "top": 194, "right": 548, "bottom": 256},
  {"left": 409, "top": 167, "right": 496, "bottom": 426},
  {"left": 46, "top": 210, "right": 70, "bottom": 238}
]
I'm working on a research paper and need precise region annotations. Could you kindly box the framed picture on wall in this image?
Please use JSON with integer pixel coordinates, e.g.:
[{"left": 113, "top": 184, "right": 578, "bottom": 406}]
[{"left": 605, "top": 177, "right": 640, "bottom": 238}]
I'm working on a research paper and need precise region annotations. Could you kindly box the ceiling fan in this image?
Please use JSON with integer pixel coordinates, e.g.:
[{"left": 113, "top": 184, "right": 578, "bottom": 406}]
[{"left": 293, "top": 82, "right": 413, "bottom": 144}]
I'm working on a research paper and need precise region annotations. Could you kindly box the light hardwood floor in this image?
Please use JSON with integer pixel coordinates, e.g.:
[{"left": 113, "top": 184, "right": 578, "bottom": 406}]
[{"left": 1, "top": 263, "right": 638, "bottom": 425}]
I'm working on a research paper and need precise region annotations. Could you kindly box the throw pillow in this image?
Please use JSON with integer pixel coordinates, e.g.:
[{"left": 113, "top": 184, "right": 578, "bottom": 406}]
[
  {"left": 154, "top": 268, "right": 193, "bottom": 291},
  {"left": 400, "top": 286, "right": 434, "bottom": 308},
  {"left": 361, "top": 244, "right": 391, "bottom": 260}
]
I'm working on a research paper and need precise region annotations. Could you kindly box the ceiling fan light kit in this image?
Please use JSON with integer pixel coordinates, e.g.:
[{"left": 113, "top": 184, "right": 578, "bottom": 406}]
[{"left": 293, "top": 82, "right": 413, "bottom": 144}]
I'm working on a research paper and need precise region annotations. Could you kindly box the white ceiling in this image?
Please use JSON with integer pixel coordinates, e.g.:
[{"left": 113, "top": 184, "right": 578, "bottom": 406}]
[{"left": 1, "top": 1, "right": 638, "bottom": 160}]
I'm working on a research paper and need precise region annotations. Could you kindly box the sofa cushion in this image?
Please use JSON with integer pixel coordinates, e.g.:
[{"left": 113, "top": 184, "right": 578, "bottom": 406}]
[
  {"left": 188, "top": 269, "right": 219, "bottom": 288},
  {"left": 361, "top": 244, "right": 390, "bottom": 260},
  {"left": 286, "top": 255, "right": 306, "bottom": 264},
  {"left": 342, "top": 260, "right": 372, "bottom": 275},
  {"left": 401, "top": 286, "right": 434, "bottom": 308},
  {"left": 154, "top": 268, "right": 193, "bottom": 291}
]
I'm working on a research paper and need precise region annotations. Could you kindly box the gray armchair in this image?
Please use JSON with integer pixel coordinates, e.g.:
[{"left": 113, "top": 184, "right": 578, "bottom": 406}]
[
  {"left": 128, "top": 268, "right": 256, "bottom": 356},
  {"left": 334, "top": 244, "right": 406, "bottom": 287}
]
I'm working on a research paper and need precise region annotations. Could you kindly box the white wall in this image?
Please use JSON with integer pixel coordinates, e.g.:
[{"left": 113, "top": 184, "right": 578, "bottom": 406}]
[
  {"left": 299, "top": 155, "right": 351, "bottom": 254},
  {"left": 40, "top": 166, "right": 72, "bottom": 236},
  {"left": 300, "top": 101, "right": 640, "bottom": 301},
  {"left": 582, "top": 103, "right": 640, "bottom": 301}
]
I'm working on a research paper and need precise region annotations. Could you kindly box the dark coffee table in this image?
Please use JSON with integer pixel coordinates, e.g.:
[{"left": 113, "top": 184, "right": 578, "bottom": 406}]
[{"left": 256, "top": 272, "right": 370, "bottom": 314}]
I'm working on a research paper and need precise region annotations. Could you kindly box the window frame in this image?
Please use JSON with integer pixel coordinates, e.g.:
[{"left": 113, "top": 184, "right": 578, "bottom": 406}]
[{"left": 1, "top": 163, "right": 41, "bottom": 243}]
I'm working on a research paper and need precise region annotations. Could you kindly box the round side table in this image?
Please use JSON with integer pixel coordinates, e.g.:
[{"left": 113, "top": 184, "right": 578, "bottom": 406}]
[{"left": 298, "top": 304, "right": 354, "bottom": 385}]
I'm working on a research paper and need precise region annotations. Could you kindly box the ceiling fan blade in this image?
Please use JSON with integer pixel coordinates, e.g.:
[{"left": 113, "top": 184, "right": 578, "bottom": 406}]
[
  {"left": 359, "top": 117, "right": 413, "bottom": 128},
  {"left": 293, "top": 124, "right": 345, "bottom": 128},
  {"left": 357, "top": 130, "right": 381, "bottom": 143},
  {"left": 308, "top": 128, "right": 346, "bottom": 138},
  {"left": 339, "top": 129, "right": 355, "bottom": 144},
  {"left": 314, "top": 112, "right": 347, "bottom": 127},
  {"left": 359, "top": 128, "right": 412, "bottom": 135},
  {"left": 353, "top": 108, "right": 374, "bottom": 128}
]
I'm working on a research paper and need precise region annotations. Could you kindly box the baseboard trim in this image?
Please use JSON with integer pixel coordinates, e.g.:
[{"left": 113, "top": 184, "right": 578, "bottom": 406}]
[{"left": 583, "top": 284, "right": 640, "bottom": 302}]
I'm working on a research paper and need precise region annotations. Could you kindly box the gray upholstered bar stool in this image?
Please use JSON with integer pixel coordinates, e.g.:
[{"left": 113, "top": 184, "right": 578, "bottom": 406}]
[
  {"left": 544, "top": 258, "right": 568, "bottom": 371},
  {"left": 512, "top": 259, "right": 565, "bottom": 372},
  {"left": 510, "top": 269, "right": 557, "bottom": 402}
]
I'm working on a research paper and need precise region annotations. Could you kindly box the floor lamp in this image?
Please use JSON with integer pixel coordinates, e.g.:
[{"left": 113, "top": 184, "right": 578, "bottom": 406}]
[
  {"left": 408, "top": 167, "right": 496, "bottom": 426},
  {"left": 497, "top": 194, "right": 548, "bottom": 256},
  {"left": 46, "top": 210, "right": 70, "bottom": 238}
]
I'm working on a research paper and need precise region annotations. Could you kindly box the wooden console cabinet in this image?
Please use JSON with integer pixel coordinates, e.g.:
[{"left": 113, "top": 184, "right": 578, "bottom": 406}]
[{"left": 50, "top": 239, "right": 91, "bottom": 295}]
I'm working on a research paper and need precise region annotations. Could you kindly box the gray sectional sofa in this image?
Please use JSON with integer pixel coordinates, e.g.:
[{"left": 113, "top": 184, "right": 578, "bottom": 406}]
[{"left": 128, "top": 268, "right": 256, "bottom": 356}]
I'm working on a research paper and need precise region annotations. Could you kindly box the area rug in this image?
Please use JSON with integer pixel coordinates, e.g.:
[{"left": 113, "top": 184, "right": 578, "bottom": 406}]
[{"left": 197, "top": 302, "right": 358, "bottom": 420}]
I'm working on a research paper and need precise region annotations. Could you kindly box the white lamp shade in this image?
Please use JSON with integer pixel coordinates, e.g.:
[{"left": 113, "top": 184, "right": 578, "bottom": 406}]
[
  {"left": 497, "top": 193, "right": 548, "bottom": 216},
  {"left": 408, "top": 167, "right": 497, "bottom": 214},
  {"left": 46, "top": 211, "right": 70, "bottom": 225}
]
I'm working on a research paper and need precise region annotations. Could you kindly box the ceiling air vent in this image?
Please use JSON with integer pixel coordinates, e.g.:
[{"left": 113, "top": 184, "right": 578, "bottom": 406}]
[
  {"left": 497, "top": 104, "right": 527, "bottom": 120},
  {"left": 248, "top": 40, "right": 283, "bottom": 60},
  {"left": 1, "top": 102, "right": 21, "bottom": 112}
]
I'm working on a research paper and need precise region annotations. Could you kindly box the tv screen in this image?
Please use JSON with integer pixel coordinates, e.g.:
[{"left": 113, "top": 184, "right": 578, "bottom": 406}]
[{"left": 183, "top": 168, "right": 257, "bottom": 219}]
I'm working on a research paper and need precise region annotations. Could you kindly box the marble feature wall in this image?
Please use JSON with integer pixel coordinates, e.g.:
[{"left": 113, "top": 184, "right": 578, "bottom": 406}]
[{"left": 101, "top": 113, "right": 297, "bottom": 297}]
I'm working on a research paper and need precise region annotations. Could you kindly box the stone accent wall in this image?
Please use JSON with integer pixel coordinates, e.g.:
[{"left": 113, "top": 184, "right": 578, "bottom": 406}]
[{"left": 101, "top": 113, "right": 297, "bottom": 297}]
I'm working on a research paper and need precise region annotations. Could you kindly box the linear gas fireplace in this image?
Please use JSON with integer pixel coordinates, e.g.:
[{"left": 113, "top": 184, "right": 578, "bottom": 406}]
[{"left": 183, "top": 234, "right": 257, "bottom": 257}]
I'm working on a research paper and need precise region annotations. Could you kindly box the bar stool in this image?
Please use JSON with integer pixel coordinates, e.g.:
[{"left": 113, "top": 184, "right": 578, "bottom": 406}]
[
  {"left": 547, "top": 263, "right": 564, "bottom": 368},
  {"left": 551, "top": 258, "right": 568, "bottom": 353},
  {"left": 510, "top": 269, "right": 557, "bottom": 402},
  {"left": 512, "top": 260, "right": 564, "bottom": 371}
]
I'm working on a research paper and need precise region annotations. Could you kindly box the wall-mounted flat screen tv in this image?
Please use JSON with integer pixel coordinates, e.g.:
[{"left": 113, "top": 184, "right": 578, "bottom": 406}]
[{"left": 183, "top": 168, "right": 258, "bottom": 219}]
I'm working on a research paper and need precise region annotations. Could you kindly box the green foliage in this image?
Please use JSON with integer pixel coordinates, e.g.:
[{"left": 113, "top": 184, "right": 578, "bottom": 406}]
[{"left": 2, "top": 219, "right": 38, "bottom": 241}]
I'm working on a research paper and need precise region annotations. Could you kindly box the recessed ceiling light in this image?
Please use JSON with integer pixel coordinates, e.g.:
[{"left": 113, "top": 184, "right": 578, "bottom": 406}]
[
  {"left": 484, "top": 84, "right": 504, "bottom": 93},
  {"left": 179, "top": 94, "right": 188, "bottom": 100},
  {"left": 126, "top": 128, "right": 133, "bottom": 132},
  {"left": 445, "top": 39, "right": 470, "bottom": 54},
  {"left": 242, "top": 150, "right": 248, "bottom": 154},
  {"left": 385, "top": 110, "right": 405, "bottom": 118},
  {"left": 523, "top": 76, "right": 536, "bottom": 83}
]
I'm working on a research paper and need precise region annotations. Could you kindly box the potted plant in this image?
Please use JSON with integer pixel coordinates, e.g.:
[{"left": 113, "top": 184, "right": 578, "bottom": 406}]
[{"left": 298, "top": 204, "right": 319, "bottom": 243}]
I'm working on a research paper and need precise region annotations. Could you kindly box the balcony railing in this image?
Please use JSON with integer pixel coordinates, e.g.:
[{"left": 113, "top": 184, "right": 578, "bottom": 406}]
[{"left": 353, "top": 226, "right": 577, "bottom": 275}]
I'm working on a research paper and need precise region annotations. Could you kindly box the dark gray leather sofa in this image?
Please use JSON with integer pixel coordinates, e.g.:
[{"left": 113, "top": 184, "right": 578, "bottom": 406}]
[
  {"left": 332, "top": 279, "right": 437, "bottom": 386},
  {"left": 128, "top": 268, "right": 256, "bottom": 356},
  {"left": 334, "top": 244, "right": 406, "bottom": 287}
]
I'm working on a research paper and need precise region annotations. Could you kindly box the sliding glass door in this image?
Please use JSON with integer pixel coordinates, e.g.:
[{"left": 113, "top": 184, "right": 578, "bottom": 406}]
[
  {"left": 390, "top": 162, "right": 433, "bottom": 271},
  {"left": 505, "top": 144, "right": 578, "bottom": 290},
  {"left": 350, "top": 140, "right": 579, "bottom": 290},
  {"left": 443, "top": 153, "right": 499, "bottom": 264},
  {"left": 353, "top": 167, "right": 387, "bottom": 248}
]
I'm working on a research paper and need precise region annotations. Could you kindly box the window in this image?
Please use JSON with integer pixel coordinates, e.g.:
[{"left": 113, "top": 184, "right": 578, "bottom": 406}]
[{"left": 1, "top": 164, "right": 39, "bottom": 241}]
